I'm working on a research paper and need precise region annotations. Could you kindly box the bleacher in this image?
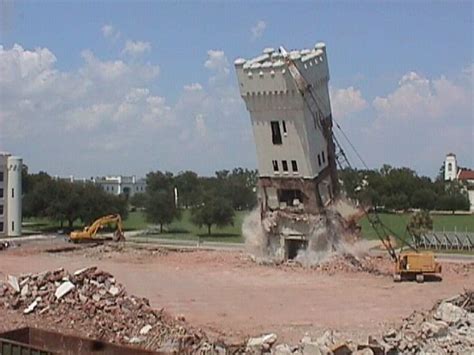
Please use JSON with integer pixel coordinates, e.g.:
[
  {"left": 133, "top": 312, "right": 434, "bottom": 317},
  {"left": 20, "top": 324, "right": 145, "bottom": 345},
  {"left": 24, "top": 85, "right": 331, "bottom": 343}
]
[{"left": 413, "top": 231, "right": 474, "bottom": 251}]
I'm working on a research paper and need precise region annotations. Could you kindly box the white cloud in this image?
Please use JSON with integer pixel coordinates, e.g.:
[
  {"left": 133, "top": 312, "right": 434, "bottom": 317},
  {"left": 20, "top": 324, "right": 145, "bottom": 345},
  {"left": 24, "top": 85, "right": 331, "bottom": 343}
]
[
  {"left": 330, "top": 86, "right": 367, "bottom": 119},
  {"left": 101, "top": 24, "right": 120, "bottom": 41},
  {"left": 195, "top": 114, "right": 207, "bottom": 137},
  {"left": 0, "top": 44, "right": 252, "bottom": 176},
  {"left": 204, "top": 50, "right": 230, "bottom": 85},
  {"left": 373, "top": 71, "right": 470, "bottom": 121},
  {"left": 122, "top": 40, "right": 151, "bottom": 56},
  {"left": 251, "top": 20, "right": 267, "bottom": 40},
  {"left": 184, "top": 83, "right": 203, "bottom": 91}
]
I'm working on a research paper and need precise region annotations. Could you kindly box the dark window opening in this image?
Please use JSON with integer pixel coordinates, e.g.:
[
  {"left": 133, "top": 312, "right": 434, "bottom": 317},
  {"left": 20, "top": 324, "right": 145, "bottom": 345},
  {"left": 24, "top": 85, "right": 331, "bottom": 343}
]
[
  {"left": 317, "top": 154, "right": 322, "bottom": 167},
  {"left": 11, "top": 188, "right": 14, "bottom": 198},
  {"left": 278, "top": 189, "right": 304, "bottom": 206},
  {"left": 11, "top": 221, "right": 14, "bottom": 232},
  {"left": 271, "top": 121, "right": 282, "bottom": 145},
  {"left": 282, "top": 160, "right": 288, "bottom": 172},
  {"left": 282, "top": 120, "right": 287, "bottom": 134},
  {"left": 291, "top": 160, "right": 298, "bottom": 172},
  {"left": 0, "top": 172, "right": 3, "bottom": 182},
  {"left": 448, "top": 163, "right": 452, "bottom": 172},
  {"left": 286, "top": 239, "right": 308, "bottom": 260},
  {"left": 0, "top": 188, "right": 3, "bottom": 198},
  {"left": 272, "top": 160, "right": 279, "bottom": 172},
  {"left": 0, "top": 204, "right": 3, "bottom": 215},
  {"left": 0, "top": 222, "right": 3, "bottom": 232},
  {"left": 321, "top": 151, "right": 326, "bottom": 164}
]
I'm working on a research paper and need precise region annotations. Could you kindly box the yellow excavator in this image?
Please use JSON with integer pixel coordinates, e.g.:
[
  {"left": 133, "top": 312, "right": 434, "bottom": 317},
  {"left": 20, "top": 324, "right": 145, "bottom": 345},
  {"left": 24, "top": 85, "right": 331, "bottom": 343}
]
[{"left": 69, "top": 214, "right": 125, "bottom": 243}]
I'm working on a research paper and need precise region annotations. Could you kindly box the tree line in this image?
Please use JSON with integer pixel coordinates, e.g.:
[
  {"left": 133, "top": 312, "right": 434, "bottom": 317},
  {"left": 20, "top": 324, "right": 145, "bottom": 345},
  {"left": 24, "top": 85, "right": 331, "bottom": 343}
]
[
  {"left": 22, "top": 163, "right": 469, "bottom": 233},
  {"left": 130, "top": 168, "right": 258, "bottom": 234},
  {"left": 22, "top": 167, "right": 128, "bottom": 229},
  {"left": 339, "top": 164, "right": 470, "bottom": 212}
]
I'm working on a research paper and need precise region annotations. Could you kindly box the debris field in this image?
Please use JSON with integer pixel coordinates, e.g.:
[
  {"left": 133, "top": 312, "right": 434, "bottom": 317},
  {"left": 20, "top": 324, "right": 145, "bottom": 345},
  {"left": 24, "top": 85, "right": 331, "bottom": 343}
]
[{"left": 0, "top": 240, "right": 473, "bottom": 354}]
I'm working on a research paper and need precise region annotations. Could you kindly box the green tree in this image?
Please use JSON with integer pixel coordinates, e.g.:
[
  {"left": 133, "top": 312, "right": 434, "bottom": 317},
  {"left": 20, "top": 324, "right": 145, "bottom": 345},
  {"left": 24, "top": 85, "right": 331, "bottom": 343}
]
[
  {"left": 130, "top": 192, "right": 147, "bottom": 209},
  {"left": 144, "top": 189, "right": 180, "bottom": 233},
  {"left": 174, "top": 171, "right": 202, "bottom": 208},
  {"left": 191, "top": 194, "right": 235, "bottom": 235},
  {"left": 407, "top": 210, "right": 433, "bottom": 243},
  {"left": 411, "top": 188, "right": 436, "bottom": 210}
]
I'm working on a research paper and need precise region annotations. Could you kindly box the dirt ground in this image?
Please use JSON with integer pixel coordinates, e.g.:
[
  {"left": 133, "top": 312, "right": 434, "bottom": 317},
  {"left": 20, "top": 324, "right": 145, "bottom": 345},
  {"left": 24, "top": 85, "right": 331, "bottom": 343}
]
[{"left": 1, "top": 239, "right": 473, "bottom": 344}]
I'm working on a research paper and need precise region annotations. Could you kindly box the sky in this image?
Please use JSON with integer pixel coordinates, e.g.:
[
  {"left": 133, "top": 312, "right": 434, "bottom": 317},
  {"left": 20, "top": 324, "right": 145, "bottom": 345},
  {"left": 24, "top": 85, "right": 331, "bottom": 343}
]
[{"left": 0, "top": 1, "right": 472, "bottom": 179}]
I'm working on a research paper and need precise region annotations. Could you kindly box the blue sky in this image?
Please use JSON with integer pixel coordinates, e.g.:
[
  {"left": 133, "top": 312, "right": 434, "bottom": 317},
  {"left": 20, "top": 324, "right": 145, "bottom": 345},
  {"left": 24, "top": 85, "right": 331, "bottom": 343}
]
[{"left": 0, "top": 1, "right": 472, "bottom": 178}]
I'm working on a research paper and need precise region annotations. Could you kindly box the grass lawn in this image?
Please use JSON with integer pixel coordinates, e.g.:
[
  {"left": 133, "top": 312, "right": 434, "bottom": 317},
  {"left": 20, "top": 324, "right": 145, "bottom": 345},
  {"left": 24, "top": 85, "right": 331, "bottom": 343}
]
[
  {"left": 128, "top": 209, "right": 247, "bottom": 243},
  {"left": 22, "top": 210, "right": 473, "bottom": 245},
  {"left": 359, "top": 213, "right": 474, "bottom": 240}
]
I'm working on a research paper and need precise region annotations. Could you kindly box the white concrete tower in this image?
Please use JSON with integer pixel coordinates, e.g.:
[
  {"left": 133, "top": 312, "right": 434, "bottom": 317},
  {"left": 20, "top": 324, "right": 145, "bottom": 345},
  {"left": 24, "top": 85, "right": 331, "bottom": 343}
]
[
  {"left": 444, "top": 153, "right": 457, "bottom": 181},
  {"left": 234, "top": 44, "right": 338, "bottom": 214},
  {"left": 6, "top": 156, "right": 22, "bottom": 236}
]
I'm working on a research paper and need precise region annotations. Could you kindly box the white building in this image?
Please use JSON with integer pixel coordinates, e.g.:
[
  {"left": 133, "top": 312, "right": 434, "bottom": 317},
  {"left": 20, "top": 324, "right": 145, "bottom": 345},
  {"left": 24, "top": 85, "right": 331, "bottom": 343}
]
[
  {"left": 444, "top": 153, "right": 474, "bottom": 212},
  {"left": 94, "top": 176, "right": 147, "bottom": 196},
  {"left": 0, "top": 153, "right": 22, "bottom": 237},
  {"left": 234, "top": 44, "right": 338, "bottom": 214}
]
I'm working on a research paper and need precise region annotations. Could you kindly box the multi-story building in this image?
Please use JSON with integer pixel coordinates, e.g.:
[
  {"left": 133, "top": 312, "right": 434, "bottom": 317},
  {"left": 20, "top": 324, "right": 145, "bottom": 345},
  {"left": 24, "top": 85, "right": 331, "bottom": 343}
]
[
  {"left": 235, "top": 43, "right": 340, "bottom": 259},
  {"left": 53, "top": 175, "right": 147, "bottom": 197},
  {"left": 94, "top": 176, "right": 147, "bottom": 196},
  {"left": 0, "top": 153, "right": 22, "bottom": 237}
]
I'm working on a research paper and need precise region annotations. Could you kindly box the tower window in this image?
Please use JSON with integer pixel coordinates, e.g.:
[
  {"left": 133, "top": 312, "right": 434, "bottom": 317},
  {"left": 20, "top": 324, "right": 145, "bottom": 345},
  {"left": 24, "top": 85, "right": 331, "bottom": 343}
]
[
  {"left": 282, "top": 120, "right": 287, "bottom": 134},
  {"left": 317, "top": 154, "right": 322, "bottom": 167},
  {"left": 0, "top": 172, "right": 3, "bottom": 182},
  {"left": 0, "top": 204, "right": 3, "bottom": 215},
  {"left": 271, "top": 121, "right": 282, "bottom": 145},
  {"left": 321, "top": 151, "right": 326, "bottom": 164},
  {"left": 0, "top": 188, "right": 3, "bottom": 198},
  {"left": 272, "top": 160, "right": 279, "bottom": 172},
  {"left": 282, "top": 160, "right": 289, "bottom": 172},
  {"left": 291, "top": 160, "right": 298, "bottom": 172},
  {"left": 11, "top": 221, "right": 14, "bottom": 232},
  {"left": 448, "top": 163, "right": 452, "bottom": 172},
  {"left": 0, "top": 222, "right": 3, "bottom": 232},
  {"left": 11, "top": 188, "right": 14, "bottom": 198}
]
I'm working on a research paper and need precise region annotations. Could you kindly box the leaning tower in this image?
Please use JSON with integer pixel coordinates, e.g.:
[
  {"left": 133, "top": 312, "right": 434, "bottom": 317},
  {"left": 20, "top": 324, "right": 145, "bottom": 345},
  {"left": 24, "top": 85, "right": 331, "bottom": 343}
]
[{"left": 235, "top": 43, "right": 340, "bottom": 259}]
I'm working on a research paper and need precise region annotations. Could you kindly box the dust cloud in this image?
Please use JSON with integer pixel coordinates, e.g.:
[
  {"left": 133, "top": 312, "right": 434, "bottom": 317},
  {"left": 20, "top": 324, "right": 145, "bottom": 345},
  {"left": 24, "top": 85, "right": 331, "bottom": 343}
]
[{"left": 242, "top": 198, "right": 369, "bottom": 266}]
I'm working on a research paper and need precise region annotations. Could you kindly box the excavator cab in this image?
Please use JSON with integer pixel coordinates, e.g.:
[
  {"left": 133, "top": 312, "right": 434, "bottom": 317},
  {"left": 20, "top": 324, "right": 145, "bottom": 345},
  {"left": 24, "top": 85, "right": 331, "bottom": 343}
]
[{"left": 394, "top": 252, "right": 442, "bottom": 283}]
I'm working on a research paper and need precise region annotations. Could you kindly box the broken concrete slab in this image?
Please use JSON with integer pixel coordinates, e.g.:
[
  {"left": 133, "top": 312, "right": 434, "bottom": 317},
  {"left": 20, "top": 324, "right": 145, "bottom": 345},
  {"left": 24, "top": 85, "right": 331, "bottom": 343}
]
[
  {"left": 7, "top": 275, "right": 20, "bottom": 293},
  {"left": 24, "top": 297, "right": 40, "bottom": 314},
  {"left": 55, "top": 281, "right": 75, "bottom": 300},
  {"left": 247, "top": 333, "right": 278, "bottom": 352},
  {"left": 434, "top": 302, "right": 467, "bottom": 324},
  {"left": 108, "top": 285, "right": 120, "bottom": 296},
  {"left": 140, "top": 324, "right": 152, "bottom": 335}
]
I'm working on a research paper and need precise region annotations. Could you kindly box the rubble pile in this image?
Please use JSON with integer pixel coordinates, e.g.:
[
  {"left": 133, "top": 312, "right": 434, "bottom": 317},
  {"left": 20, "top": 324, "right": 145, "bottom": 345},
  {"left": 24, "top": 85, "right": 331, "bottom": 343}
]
[
  {"left": 310, "top": 254, "right": 390, "bottom": 275},
  {"left": 379, "top": 290, "right": 473, "bottom": 354},
  {"left": 0, "top": 267, "right": 228, "bottom": 353},
  {"left": 245, "top": 291, "right": 473, "bottom": 354}
]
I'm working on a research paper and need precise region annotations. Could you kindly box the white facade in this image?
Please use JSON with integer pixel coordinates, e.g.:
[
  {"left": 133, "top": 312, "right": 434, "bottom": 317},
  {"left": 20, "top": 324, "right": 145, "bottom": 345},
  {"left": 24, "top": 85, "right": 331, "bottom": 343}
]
[
  {"left": 94, "top": 175, "right": 146, "bottom": 196},
  {"left": 0, "top": 153, "right": 22, "bottom": 237},
  {"left": 444, "top": 153, "right": 474, "bottom": 212},
  {"left": 444, "top": 153, "right": 457, "bottom": 181},
  {"left": 235, "top": 44, "right": 331, "bottom": 179}
]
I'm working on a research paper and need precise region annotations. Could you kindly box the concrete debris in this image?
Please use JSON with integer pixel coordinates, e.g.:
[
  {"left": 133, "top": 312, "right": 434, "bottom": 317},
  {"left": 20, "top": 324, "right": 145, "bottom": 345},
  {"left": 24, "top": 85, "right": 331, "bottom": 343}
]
[
  {"left": 55, "top": 280, "right": 75, "bottom": 299},
  {"left": 247, "top": 333, "right": 278, "bottom": 353},
  {"left": 140, "top": 324, "right": 152, "bottom": 335},
  {"left": 7, "top": 275, "right": 20, "bottom": 293},
  {"left": 253, "top": 291, "right": 473, "bottom": 355},
  {"left": 23, "top": 297, "right": 40, "bottom": 314},
  {"left": 0, "top": 267, "right": 233, "bottom": 353},
  {"left": 1, "top": 266, "right": 472, "bottom": 354}
]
